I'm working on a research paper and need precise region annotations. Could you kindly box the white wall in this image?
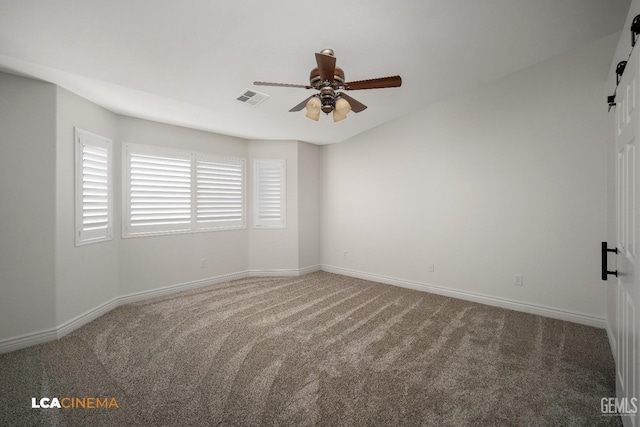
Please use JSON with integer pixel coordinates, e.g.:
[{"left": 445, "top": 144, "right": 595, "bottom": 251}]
[
  {"left": 118, "top": 116, "right": 249, "bottom": 295},
  {"left": 298, "top": 141, "right": 321, "bottom": 270},
  {"left": 0, "top": 73, "right": 57, "bottom": 338},
  {"left": 321, "top": 33, "right": 617, "bottom": 320},
  {"left": 246, "top": 140, "right": 321, "bottom": 273},
  {"left": 55, "top": 87, "right": 120, "bottom": 327},
  {"left": 248, "top": 140, "right": 300, "bottom": 272}
]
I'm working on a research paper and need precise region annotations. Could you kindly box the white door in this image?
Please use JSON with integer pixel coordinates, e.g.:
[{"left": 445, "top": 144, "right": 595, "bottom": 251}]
[{"left": 613, "top": 43, "right": 640, "bottom": 427}]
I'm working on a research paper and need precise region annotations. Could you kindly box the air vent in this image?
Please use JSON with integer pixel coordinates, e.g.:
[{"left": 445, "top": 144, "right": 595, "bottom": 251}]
[{"left": 236, "top": 89, "right": 269, "bottom": 106}]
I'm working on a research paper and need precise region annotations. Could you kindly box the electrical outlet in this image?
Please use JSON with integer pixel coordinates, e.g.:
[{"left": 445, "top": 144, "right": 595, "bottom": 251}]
[
  {"left": 343, "top": 250, "right": 348, "bottom": 259},
  {"left": 513, "top": 274, "right": 524, "bottom": 286},
  {"left": 200, "top": 258, "right": 207, "bottom": 268},
  {"left": 428, "top": 264, "right": 435, "bottom": 272}
]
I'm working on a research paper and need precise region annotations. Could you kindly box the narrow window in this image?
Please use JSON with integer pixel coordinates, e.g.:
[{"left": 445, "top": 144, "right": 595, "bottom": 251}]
[
  {"left": 75, "top": 128, "right": 113, "bottom": 245},
  {"left": 254, "top": 159, "right": 286, "bottom": 228}
]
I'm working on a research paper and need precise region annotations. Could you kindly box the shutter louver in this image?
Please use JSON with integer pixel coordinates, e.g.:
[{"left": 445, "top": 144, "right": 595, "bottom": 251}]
[
  {"left": 254, "top": 160, "right": 286, "bottom": 228},
  {"left": 129, "top": 152, "right": 192, "bottom": 233},
  {"left": 196, "top": 158, "right": 245, "bottom": 229}
]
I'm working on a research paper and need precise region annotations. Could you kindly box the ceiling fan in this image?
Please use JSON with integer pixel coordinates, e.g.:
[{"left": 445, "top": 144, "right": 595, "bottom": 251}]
[{"left": 254, "top": 49, "right": 402, "bottom": 122}]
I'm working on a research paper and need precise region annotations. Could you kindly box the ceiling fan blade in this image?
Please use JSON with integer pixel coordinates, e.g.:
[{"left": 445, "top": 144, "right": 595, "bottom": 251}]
[
  {"left": 338, "top": 93, "right": 367, "bottom": 113},
  {"left": 315, "top": 53, "right": 336, "bottom": 82},
  {"left": 289, "top": 95, "right": 315, "bottom": 112},
  {"left": 254, "top": 81, "right": 312, "bottom": 89},
  {"left": 344, "top": 75, "right": 402, "bottom": 90}
]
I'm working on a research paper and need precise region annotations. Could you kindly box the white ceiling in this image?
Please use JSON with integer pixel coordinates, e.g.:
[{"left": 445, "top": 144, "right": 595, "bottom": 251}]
[{"left": 0, "top": 0, "right": 630, "bottom": 144}]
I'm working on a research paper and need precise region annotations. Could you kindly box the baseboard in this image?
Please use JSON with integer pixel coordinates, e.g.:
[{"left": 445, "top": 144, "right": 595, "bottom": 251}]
[
  {"left": 1, "top": 264, "right": 605, "bottom": 354},
  {"left": 0, "top": 327, "right": 59, "bottom": 355},
  {"left": 0, "top": 270, "right": 250, "bottom": 355},
  {"left": 0, "top": 267, "right": 324, "bottom": 354},
  {"left": 321, "top": 265, "right": 606, "bottom": 328},
  {"left": 56, "top": 297, "right": 120, "bottom": 339},
  {"left": 298, "top": 265, "right": 322, "bottom": 275},
  {"left": 248, "top": 265, "right": 321, "bottom": 277},
  {"left": 118, "top": 271, "right": 250, "bottom": 306}
]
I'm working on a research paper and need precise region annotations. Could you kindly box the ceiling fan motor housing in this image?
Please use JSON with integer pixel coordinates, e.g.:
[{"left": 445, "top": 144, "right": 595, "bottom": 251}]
[
  {"left": 310, "top": 61, "right": 345, "bottom": 114},
  {"left": 310, "top": 66, "right": 345, "bottom": 89}
]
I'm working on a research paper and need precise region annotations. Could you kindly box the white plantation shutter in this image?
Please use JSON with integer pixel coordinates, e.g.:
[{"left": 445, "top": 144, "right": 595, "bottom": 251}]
[
  {"left": 125, "top": 145, "right": 192, "bottom": 235},
  {"left": 75, "top": 128, "right": 113, "bottom": 245},
  {"left": 254, "top": 159, "right": 286, "bottom": 228},
  {"left": 196, "top": 156, "right": 245, "bottom": 229},
  {"left": 123, "top": 143, "right": 246, "bottom": 237}
]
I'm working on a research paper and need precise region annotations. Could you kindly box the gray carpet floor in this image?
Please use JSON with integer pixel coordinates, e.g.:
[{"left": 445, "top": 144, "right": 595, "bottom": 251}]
[{"left": 0, "top": 272, "right": 620, "bottom": 426}]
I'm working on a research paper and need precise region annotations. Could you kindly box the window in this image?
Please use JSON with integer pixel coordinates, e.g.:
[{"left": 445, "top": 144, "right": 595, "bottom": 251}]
[
  {"left": 75, "top": 128, "right": 113, "bottom": 245},
  {"left": 254, "top": 159, "right": 286, "bottom": 228},
  {"left": 123, "top": 143, "right": 245, "bottom": 237}
]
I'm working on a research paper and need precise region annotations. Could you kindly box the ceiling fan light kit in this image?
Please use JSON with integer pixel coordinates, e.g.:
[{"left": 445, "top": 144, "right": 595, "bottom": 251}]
[{"left": 254, "top": 48, "right": 402, "bottom": 122}]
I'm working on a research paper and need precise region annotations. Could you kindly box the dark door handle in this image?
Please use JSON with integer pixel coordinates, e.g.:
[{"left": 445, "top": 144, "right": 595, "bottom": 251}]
[{"left": 602, "top": 242, "right": 618, "bottom": 281}]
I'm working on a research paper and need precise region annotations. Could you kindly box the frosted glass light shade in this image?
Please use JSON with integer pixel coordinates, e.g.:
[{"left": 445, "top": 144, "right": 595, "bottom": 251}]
[
  {"left": 305, "top": 97, "right": 321, "bottom": 121},
  {"left": 333, "top": 110, "right": 347, "bottom": 122},
  {"left": 335, "top": 97, "right": 351, "bottom": 115}
]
